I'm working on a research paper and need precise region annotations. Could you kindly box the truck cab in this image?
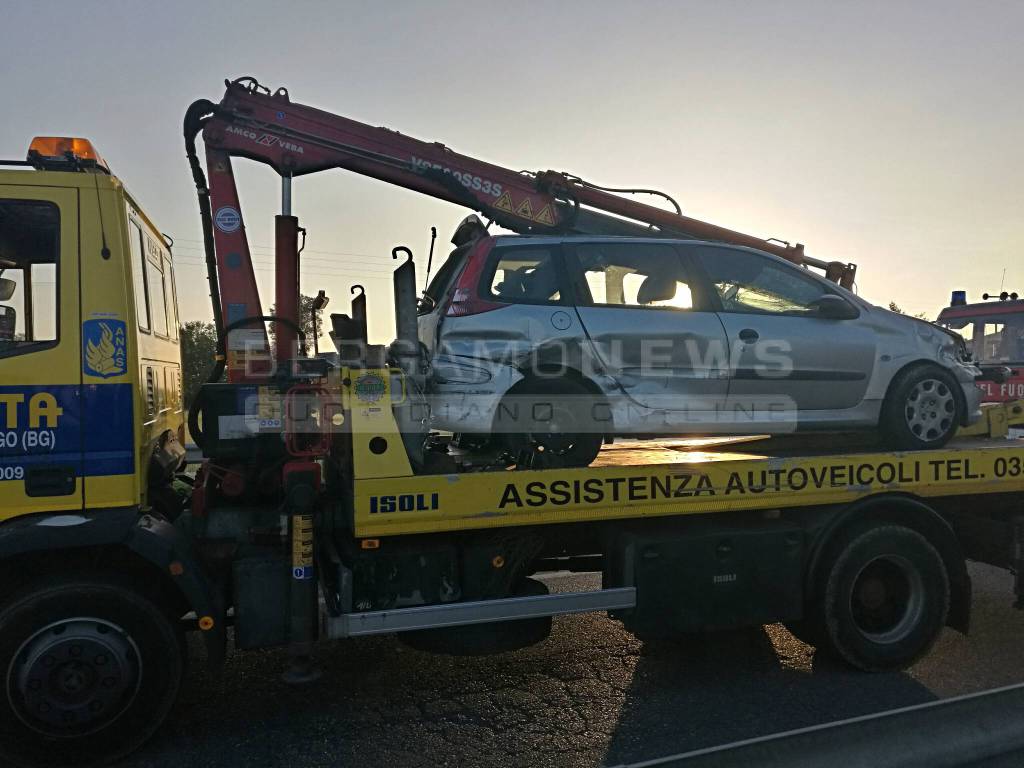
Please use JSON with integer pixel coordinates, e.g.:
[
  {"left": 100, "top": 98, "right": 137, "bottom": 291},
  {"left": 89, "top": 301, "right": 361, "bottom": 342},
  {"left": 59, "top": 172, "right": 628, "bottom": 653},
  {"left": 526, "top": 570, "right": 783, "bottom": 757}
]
[
  {"left": 938, "top": 290, "right": 1024, "bottom": 403},
  {"left": 0, "top": 137, "right": 185, "bottom": 523}
]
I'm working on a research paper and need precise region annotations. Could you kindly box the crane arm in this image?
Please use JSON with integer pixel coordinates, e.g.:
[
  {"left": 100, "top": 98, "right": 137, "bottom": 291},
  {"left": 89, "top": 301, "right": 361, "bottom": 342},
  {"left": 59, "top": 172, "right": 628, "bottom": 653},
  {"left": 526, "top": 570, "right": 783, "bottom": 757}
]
[{"left": 184, "top": 77, "right": 856, "bottom": 380}]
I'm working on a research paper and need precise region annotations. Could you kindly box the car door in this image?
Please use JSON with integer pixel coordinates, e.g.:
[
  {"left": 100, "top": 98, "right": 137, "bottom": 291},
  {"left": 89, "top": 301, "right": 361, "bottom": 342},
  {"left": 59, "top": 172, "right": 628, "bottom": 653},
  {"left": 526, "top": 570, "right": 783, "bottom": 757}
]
[
  {"left": 567, "top": 241, "right": 729, "bottom": 412},
  {"left": 436, "top": 242, "right": 584, "bottom": 364},
  {"left": 0, "top": 187, "right": 82, "bottom": 520},
  {"left": 688, "top": 245, "right": 877, "bottom": 416}
]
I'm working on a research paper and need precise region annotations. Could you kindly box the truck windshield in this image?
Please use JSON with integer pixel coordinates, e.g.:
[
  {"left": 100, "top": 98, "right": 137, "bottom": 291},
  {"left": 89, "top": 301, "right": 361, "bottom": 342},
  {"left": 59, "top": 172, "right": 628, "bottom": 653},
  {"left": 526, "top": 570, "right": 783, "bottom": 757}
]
[
  {"left": 0, "top": 200, "right": 59, "bottom": 352},
  {"left": 942, "top": 315, "right": 1024, "bottom": 364}
]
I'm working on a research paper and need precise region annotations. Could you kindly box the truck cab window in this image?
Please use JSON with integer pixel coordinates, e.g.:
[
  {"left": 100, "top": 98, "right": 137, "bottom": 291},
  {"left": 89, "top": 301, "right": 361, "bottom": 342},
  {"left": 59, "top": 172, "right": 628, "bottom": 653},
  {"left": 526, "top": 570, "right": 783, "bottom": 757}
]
[
  {"left": 0, "top": 201, "right": 59, "bottom": 354},
  {"left": 968, "top": 321, "right": 1024, "bottom": 364},
  {"left": 147, "top": 243, "right": 168, "bottom": 337},
  {"left": 165, "top": 256, "right": 179, "bottom": 340},
  {"left": 130, "top": 221, "right": 150, "bottom": 331}
]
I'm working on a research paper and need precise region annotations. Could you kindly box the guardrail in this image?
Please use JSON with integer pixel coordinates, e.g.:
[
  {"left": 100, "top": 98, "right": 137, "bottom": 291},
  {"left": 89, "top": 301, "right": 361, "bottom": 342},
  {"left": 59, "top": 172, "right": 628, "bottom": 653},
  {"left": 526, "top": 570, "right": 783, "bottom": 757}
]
[{"left": 612, "top": 682, "right": 1024, "bottom": 768}]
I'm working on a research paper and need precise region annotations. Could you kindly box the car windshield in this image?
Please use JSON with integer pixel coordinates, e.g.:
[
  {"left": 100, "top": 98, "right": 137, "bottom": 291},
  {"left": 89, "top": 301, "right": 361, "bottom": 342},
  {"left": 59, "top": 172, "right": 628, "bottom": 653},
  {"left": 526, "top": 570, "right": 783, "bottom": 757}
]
[{"left": 941, "top": 313, "right": 1024, "bottom": 364}]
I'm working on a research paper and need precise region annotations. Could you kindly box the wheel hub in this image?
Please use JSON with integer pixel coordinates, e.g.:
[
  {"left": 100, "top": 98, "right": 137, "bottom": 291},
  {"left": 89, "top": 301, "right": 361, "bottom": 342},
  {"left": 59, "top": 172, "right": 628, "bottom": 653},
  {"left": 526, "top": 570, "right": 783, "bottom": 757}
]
[
  {"left": 850, "top": 556, "right": 925, "bottom": 644},
  {"left": 904, "top": 379, "right": 956, "bottom": 442},
  {"left": 523, "top": 405, "right": 579, "bottom": 457},
  {"left": 8, "top": 619, "right": 141, "bottom": 737}
]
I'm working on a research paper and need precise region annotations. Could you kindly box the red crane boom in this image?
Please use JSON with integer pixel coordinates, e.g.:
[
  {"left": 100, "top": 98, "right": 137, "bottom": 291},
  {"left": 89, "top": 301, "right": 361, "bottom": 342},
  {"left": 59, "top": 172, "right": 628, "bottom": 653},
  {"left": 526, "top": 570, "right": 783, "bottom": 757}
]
[{"left": 184, "top": 76, "right": 856, "bottom": 380}]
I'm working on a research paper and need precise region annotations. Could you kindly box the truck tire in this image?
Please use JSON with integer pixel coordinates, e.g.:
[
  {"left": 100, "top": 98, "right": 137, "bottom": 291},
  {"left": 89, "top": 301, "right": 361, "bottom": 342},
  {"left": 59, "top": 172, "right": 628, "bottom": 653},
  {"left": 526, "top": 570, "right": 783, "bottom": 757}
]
[
  {"left": 0, "top": 575, "right": 184, "bottom": 768},
  {"left": 499, "top": 376, "right": 604, "bottom": 469},
  {"left": 881, "top": 364, "right": 962, "bottom": 450},
  {"left": 819, "top": 524, "right": 949, "bottom": 671}
]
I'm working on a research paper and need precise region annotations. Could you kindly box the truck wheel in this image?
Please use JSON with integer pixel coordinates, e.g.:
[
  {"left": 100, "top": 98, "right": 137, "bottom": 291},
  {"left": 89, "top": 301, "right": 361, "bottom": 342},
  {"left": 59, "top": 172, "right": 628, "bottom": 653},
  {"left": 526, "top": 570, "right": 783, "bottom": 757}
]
[
  {"left": 819, "top": 524, "right": 949, "bottom": 671},
  {"left": 500, "top": 377, "right": 604, "bottom": 469},
  {"left": 881, "top": 364, "right": 962, "bottom": 450},
  {"left": 0, "top": 575, "right": 184, "bottom": 768}
]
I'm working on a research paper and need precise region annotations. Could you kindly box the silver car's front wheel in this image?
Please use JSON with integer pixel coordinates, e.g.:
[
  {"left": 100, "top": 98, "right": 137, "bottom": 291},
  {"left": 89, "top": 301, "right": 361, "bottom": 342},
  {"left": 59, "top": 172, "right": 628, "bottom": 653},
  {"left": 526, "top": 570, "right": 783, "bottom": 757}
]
[
  {"left": 882, "top": 364, "right": 962, "bottom": 450},
  {"left": 903, "top": 378, "right": 957, "bottom": 443}
]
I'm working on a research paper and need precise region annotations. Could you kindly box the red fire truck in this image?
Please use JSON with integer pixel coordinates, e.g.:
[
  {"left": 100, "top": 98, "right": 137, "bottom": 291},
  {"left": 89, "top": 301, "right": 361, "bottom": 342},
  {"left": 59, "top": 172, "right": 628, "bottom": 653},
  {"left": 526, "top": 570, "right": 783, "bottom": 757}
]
[{"left": 938, "top": 291, "right": 1024, "bottom": 403}]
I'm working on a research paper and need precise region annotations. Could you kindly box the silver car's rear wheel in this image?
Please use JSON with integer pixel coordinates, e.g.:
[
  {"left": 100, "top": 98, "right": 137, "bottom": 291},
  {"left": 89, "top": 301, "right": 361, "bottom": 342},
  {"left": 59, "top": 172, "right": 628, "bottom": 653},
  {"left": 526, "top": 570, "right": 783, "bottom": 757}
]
[
  {"left": 498, "top": 376, "right": 604, "bottom": 469},
  {"left": 903, "top": 378, "right": 957, "bottom": 443}
]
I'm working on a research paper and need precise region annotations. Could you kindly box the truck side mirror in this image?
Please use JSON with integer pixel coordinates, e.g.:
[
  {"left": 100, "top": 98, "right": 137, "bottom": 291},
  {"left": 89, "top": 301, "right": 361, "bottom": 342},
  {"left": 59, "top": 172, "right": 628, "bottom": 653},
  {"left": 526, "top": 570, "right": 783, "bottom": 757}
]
[
  {"left": 813, "top": 294, "right": 859, "bottom": 320},
  {"left": 0, "top": 277, "right": 15, "bottom": 301},
  {"left": 0, "top": 305, "right": 16, "bottom": 341}
]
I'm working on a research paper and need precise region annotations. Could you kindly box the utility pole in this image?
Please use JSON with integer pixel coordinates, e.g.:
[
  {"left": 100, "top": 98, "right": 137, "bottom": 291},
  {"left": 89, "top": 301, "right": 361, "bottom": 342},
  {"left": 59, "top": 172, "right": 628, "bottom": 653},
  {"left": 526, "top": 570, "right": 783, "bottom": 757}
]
[{"left": 311, "top": 289, "right": 329, "bottom": 355}]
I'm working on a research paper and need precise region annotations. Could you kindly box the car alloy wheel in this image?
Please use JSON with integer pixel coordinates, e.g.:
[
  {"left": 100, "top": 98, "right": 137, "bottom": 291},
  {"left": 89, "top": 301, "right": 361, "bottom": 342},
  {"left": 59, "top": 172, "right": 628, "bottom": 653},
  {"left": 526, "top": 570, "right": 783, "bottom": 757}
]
[{"left": 903, "top": 378, "right": 956, "bottom": 443}]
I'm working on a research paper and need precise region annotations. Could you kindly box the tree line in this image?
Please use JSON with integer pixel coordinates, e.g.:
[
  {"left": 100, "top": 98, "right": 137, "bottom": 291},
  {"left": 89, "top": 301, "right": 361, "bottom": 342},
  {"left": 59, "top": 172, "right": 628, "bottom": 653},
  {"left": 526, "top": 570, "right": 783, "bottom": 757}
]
[{"left": 180, "top": 294, "right": 325, "bottom": 407}]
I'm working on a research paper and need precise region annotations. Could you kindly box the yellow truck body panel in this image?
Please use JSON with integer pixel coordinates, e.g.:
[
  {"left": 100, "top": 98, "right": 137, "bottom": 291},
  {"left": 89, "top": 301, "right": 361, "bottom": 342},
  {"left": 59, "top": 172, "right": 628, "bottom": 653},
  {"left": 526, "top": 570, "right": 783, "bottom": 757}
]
[{"left": 0, "top": 167, "right": 182, "bottom": 520}]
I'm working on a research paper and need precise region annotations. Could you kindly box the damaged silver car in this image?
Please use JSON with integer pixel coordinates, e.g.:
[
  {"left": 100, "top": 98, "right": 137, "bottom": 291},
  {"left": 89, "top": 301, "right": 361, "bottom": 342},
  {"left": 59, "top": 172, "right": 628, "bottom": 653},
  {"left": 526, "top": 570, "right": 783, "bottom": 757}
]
[{"left": 418, "top": 234, "right": 983, "bottom": 467}]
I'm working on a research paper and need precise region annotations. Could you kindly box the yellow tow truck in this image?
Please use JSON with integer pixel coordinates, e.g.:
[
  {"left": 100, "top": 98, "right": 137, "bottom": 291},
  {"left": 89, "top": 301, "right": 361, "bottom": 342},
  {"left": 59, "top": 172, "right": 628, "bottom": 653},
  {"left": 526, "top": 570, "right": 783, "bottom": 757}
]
[{"left": 0, "top": 91, "right": 1023, "bottom": 767}]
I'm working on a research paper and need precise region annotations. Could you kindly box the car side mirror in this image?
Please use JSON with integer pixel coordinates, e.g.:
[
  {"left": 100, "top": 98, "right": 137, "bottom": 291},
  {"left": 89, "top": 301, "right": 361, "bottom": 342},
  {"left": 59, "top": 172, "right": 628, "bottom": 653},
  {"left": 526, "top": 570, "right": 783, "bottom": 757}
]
[
  {"left": 813, "top": 294, "right": 859, "bottom": 320},
  {"left": 0, "top": 277, "right": 15, "bottom": 301}
]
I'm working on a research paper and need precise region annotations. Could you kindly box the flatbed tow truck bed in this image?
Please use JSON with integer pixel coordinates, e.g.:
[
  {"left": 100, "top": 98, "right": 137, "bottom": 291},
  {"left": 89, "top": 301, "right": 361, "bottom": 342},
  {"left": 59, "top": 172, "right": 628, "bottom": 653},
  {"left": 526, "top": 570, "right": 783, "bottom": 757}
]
[
  {"left": 352, "top": 434, "right": 1024, "bottom": 538},
  {"left": 330, "top": 405, "right": 1024, "bottom": 664}
]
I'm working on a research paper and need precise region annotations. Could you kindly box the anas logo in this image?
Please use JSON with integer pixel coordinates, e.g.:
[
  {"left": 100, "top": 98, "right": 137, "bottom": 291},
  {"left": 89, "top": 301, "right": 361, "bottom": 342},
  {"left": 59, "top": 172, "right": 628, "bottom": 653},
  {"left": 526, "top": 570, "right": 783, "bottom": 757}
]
[{"left": 83, "top": 320, "right": 127, "bottom": 378}]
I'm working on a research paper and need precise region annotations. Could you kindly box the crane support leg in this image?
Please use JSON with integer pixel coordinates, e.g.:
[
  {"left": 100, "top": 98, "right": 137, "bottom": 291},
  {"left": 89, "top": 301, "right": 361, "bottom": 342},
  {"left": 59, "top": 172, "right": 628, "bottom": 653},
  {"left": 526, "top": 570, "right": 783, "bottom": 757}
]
[{"left": 275, "top": 214, "right": 300, "bottom": 363}]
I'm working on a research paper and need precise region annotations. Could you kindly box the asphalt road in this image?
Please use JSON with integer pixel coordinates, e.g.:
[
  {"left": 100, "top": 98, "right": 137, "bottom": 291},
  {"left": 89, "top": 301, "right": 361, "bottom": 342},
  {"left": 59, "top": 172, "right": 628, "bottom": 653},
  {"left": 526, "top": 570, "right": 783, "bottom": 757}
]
[{"left": 120, "top": 561, "right": 1024, "bottom": 768}]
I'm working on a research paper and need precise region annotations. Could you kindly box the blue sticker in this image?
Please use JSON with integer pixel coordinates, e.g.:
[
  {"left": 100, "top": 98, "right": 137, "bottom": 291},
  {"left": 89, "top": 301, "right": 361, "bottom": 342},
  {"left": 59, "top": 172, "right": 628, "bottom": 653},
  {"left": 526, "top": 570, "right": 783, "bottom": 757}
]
[
  {"left": 83, "top": 319, "right": 127, "bottom": 378},
  {"left": 0, "top": 383, "right": 134, "bottom": 477},
  {"left": 292, "top": 566, "right": 313, "bottom": 580},
  {"left": 214, "top": 206, "right": 241, "bottom": 233},
  {"left": 227, "top": 303, "right": 248, "bottom": 325}
]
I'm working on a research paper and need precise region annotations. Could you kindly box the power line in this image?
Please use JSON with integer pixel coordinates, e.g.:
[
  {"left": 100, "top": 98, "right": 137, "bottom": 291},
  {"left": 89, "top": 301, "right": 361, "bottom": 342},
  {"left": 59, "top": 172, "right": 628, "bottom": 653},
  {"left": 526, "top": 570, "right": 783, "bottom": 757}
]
[
  {"left": 171, "top": 260, "right": 395, "bottom": 279},
  {"left": 168, "top": 245, "right": 401, "bottom": 271},
  {"left": 169, "top": 250, "right": 398, "bottom": 271},
  {"left": 169, "top": 237, "right": 404, "bottom": 261},
  {"left": 170, "top": 258, "right": 393, "bottom": 281}
]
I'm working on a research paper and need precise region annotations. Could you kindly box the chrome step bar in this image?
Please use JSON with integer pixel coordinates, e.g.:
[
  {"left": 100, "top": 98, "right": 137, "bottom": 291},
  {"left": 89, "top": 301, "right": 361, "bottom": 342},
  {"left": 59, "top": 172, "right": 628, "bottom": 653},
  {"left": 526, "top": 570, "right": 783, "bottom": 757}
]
[{"left": 325, "top": 587, "right": 636, "bottom": 638}]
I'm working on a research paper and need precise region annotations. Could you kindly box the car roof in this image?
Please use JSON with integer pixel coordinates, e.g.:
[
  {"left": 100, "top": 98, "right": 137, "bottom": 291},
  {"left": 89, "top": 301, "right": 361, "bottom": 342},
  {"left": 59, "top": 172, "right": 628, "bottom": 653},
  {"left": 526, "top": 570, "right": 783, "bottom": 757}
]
[
  {"left": 491, "top": 234, "right": 749, "bottom": 247},
  {"left": 485, "top": 233, "right": 869, "bottom": 306},
  {"left": 487, "top": 234, "right": 800, "bottom": 266}
]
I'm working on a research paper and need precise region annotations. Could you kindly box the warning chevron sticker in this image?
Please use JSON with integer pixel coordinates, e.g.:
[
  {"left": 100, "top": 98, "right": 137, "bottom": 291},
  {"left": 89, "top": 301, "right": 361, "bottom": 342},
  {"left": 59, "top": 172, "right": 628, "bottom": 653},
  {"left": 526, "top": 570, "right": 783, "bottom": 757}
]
[
  {"left": 534, "top": 204, "right": 555, "bottom": 226},
  {"left": 494, "top": 192, "right": 514, "bottom": 213},
  {"left": 515, "top": 198, "right": 534, "bottom": 219}
]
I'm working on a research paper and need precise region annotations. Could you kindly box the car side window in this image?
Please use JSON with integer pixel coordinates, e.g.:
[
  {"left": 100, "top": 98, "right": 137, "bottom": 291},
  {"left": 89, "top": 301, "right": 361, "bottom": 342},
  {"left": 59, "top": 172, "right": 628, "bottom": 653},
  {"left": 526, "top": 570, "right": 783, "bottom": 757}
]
[
  {"left": 696, "top": 247, "right": 829, "bottom": 314},
  {"left": 574, "top": 242, "right": 694, "bottom": 310},
  {"left": 487, "top": 248, "right": 562, "bottom": 304},
  {"left": 0, "top": 200, "right": 59, "bottom": 357},
  {"left": 420, "top": 245, "right": 467, "bottom": 314}
]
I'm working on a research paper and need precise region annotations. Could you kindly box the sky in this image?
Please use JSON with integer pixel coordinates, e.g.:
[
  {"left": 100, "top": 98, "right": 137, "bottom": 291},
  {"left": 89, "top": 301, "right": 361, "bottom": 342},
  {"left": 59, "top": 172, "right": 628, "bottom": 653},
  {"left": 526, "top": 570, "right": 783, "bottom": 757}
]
[{"left": 2, "top": 0, "right": 1021, "bottom": 344}]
